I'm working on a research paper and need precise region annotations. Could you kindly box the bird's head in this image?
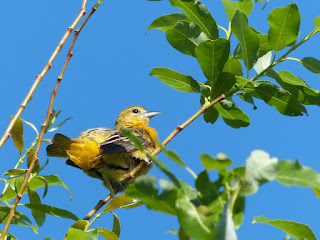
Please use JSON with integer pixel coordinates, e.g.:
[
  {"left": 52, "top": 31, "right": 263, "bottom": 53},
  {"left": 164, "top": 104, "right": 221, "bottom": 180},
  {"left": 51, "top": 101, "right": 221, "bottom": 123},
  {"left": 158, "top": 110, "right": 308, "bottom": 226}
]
[{"left": 114, "top": 106, "right": 161, "bottom": 129}]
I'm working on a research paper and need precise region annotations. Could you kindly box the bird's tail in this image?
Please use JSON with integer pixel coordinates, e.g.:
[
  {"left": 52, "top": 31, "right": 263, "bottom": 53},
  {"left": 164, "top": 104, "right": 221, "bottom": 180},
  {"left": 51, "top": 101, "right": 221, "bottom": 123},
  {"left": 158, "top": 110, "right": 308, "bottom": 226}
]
[{"left": 46, "top": 133, "right": 72, "bottom": 158}]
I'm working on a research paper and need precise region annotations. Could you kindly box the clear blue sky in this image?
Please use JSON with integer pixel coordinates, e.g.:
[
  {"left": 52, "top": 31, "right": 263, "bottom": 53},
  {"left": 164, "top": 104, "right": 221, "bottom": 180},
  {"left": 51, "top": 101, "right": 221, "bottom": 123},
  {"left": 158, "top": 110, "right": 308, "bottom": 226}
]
[{"left": 0, "top": 0, "right": 320, "bottom": 239}]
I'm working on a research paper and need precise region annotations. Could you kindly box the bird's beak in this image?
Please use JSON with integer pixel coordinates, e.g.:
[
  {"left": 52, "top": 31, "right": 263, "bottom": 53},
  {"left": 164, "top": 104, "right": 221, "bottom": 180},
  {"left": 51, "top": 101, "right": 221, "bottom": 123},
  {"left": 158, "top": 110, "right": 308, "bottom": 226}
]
[{"left": 144, "top": 111, "right": 161, "bottom": 119}]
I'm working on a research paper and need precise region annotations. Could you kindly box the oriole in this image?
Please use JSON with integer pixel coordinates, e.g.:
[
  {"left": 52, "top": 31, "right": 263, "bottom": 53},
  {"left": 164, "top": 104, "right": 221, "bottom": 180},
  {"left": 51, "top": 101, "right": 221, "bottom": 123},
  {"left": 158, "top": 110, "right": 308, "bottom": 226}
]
[{"left": 46, "top": 106, "right": 160, "bottom": 191}]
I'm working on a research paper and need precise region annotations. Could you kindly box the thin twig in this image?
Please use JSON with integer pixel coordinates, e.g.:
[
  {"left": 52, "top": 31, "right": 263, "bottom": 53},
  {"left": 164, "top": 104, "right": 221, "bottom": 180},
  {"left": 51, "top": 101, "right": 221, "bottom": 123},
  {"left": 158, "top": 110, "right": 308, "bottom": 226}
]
[
  {"left": 0, "top": 1, "right": 89, "bottom": 238},
  {"left": 0, "top": 1, "right": 88, "bottom": 151},
  {"left": 83, "top": 94, "right": 226, "bottom": 221}
]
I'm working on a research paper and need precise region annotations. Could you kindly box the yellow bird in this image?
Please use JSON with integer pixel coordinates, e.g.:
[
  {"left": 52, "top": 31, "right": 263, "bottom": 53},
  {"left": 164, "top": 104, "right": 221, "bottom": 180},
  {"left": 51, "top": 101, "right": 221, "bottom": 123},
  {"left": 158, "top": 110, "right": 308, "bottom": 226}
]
[{"left": 46, "top": 106, "right": 160, "bottom": 191}]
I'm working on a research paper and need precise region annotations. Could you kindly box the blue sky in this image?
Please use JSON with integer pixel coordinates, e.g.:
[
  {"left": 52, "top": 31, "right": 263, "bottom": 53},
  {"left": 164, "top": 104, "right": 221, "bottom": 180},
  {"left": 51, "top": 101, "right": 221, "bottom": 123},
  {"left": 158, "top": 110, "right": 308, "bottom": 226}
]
[{"left": 1, "top": 0, "right": 320, "bottom": 239}]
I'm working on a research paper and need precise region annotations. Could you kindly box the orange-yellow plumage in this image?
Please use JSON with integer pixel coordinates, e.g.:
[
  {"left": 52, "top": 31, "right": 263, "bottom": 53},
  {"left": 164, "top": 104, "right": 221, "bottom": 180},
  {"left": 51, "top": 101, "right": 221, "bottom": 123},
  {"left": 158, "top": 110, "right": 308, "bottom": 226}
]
[{"left": 46, "top": 106, "right": 160, "bottom": 191}]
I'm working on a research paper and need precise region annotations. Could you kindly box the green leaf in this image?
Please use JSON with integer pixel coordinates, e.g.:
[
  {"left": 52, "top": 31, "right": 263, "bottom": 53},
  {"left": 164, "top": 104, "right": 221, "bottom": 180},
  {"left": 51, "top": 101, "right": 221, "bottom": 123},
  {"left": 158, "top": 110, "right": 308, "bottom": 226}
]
[
  {"left": 65, "top": 228, "right": 91, "bottom": 240},
  {"left": 150, "top": 68, "right": 200, "bottom": 93},
  {"left": 203, "top": 105, "right": 219, "bottom": 124},
  {"left": 314, "top": 16, "right": 320, "bottom": 28},
  {"left": 222, "top": 0, "right": 254, "bottom": 20},
  {"left": 11, "top": 117, "right": 24, "bottom": 153},
  {"left": 267, "top": 3, "right": 300, "bottom": 51},
  {"left": 103, "top": 194, "right": 133, "bottom": 213},
  {"left": 231, "top": 10, "right": 260, "bottom": 70},
  {"left": 147, "top": 13, "right": 187, "bottom": 32},
  {"left": 253, "top": 216, "right": 316, "bottom": 240},
  {"left": 120, "top": 200, "right": 144, "bottom": 209},
  {"left": 242, "top": 150, "right": 278, "bottom": 195},
  {"left": 27, "top": 149, "right": 39, "bottom": 173},
  {"left": 214, "top": 99, "right": 250, "bottom": 129},
  {"left": 42, "top": 238, "right": 54, "bottom": 240},
  {"left": 195, "top": 39, "right": 230, "bottom": 86},
  {"left": 71, "top": 220, "right": 89, "bottom": 231},
  {"left": 111, "top": 212, "right": 121, "bottom": 237},
  {"left": 253, "top": 81, "right": 307, "bottom": 116},
  {"left": 48, "top": 117, "right": 72, "bottom": 132},
  {"left": 21, "top": 118, "right": 39, "bottom": 136},
  {"left": 215, "top": 201, "right": 238, "bottom": 240},
  {"left": 196, "top": 171, "right": 225, "bottom": 207},
  {"left": 157, "top": 141, "right": 186, "bottom": 168},
  {"left": 3, "top": 169, "right": 26, "bottom": 176},
  {"left": 266, "top": 69, "right": 320, "bottom": 106},
  {"left": 28, "top": 188, "right": 46, "bottom": 226},
  {"left": 169, "top": 0, "right": 219, "bottom": 39},
  {"left": 301, "top": 57, "right": 320, "bottom": 74},
  {"left": 257, "top": 34, "right": 272, "bottom": 57},
  {"left": 223, "top": 57, "right": 243, "bottom": 76},
  {"left": 200, "top": 153, "right": 232, "bottom": 171},
  {"left": 253, "top": 51, "right": 272, "bottom": 74},
  {"left": 176, "top": 192, "right": 213, "bottom": 240},
  {"left": 97, "top": 228, "right": 120, "bottom": 240},
  {"left": 23, "top": 203, "right": 78, "bottom": 221},
  {"left": 312, "top": 187, "right": 320, "bottom": 200},
  {"left": 34, "top": 176, "right": 49, "bottom": 199},
  {"left": 233, "top": 197, "right": 245, "bottom": 229},
  {"left": 0, "top": 232, "right": 17, "bottom": 240},
  {"left": 166, "top": 21, "right": 209, "bottom": 56},
  {"left": 276, "top": 160, "right": 320, "bottom": 187},
  {"left": 126, "top": 175, "right": 178, "bottom": 215},
  {"left": 211, "top": 72, "right": 236, "bottom": 99}
]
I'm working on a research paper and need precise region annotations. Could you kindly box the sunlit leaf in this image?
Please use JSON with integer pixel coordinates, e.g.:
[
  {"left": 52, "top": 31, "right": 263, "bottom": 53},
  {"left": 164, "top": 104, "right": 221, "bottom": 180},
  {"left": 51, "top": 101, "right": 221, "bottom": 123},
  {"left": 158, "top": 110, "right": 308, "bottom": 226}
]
[
  {"left": 120, "top": 200, "right": 144, "bottom": 209},
  {"left": 71, "top": 220, "right": 89, "bottom": 231},
  {"left": 23, "top": 203, "right": 78, "bottom": 221},
  {"left": 21, "top": 118, "right": 39, "bottom": 136},
  {"left": 169, "top": 0, "right": 219, "bottom": 39},
  {"left": 253, "top": 216, "right": 316, "bottom": 240},
  {"left": 150, "top": 68, "right": 200, "bottom": 93},
  {"left": 166, "top": 21, "right": 209, "bottom": 56},
  {"left": 214, "top": 99, "right": 250, "bottom": 128},
  {"left": 27, "top": 149, "right": 39, "bottom": 173},
  {"left": 276, "top": 160, "right": 320, "bottom": 187},
  {"left": 223, "top": 57, "right": 243, "bottom": 76},
  {"left": 301, "top": 57, "right": 320, "bottom": 74},
  {"left": 312, "top": 187, "right": 320, "bottom": 200},
  {"left": 65, "top": 228, "right": 91, "bottom": 240},
  {"left": 97, "top": 228, "right": 120, "bottom": 240},
  {"left": 231, "top": 10, "right": 260, "bottom": 70},
  {"left": 11, "top": 117, "right": 24, "bottom": 153},
  {"left": 222, "top": 0, "right": 253, "bottom": 20},
  {"left": 48, "top": 117, "right": 72, "bottom": 132},
  {"left": 34, "top": 176, "right": 49, "bottom": 198},
  {"left": 200, "top": 153, "right": 232, "bottom": 171},
  {"left": 257, "top": 34, "right": 272, "bottom": 57},
  {"left": 103, "top": 194, "right": 133, "bottom": 213},
  {"left": 147, "top": 13, "right": 187, "bottom": 32},
  {"left": 215, "top": 201, "right": 238, "bottom": 240},
  {"left": 3, "top": 169, "right": 26, "bottom": 176},
  {"left": 267, "top": 3, "right": 300, "bottom": 51},
  {"left": 28, "top": 188, "right": 46, "bottom": 226},
  {"left": 176, "top": 191, "right": 213, "bottom": 240},
  {"left": 253, "top": 51, "right": 272, "bottom": 74},
  {"left": 314, "top": 16, "right": 320, "bottom": 28},
  {"left": 242, "top": 150, "right": 278, "bottom": 195}
]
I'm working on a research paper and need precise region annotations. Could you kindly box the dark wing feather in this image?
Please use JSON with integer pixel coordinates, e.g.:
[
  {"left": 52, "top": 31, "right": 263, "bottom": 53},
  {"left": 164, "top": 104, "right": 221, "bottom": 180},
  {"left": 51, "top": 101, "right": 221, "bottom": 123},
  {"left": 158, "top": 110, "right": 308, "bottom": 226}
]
[{"left": 100, "top": 129, "right": 153, "bottom": 155}]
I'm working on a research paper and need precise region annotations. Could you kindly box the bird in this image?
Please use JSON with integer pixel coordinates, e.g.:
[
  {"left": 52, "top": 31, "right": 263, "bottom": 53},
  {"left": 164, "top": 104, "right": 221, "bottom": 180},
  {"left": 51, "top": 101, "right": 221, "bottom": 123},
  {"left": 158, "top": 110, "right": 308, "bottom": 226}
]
[{"left": 46, "top": 106, "right": 161, "bottom": 191}]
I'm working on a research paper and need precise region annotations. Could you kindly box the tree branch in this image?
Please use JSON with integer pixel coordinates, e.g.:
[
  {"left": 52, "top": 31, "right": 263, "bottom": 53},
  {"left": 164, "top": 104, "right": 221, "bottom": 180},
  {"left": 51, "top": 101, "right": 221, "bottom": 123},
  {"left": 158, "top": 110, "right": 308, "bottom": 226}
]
[
  {"left": 83, "top": 93, "right": 226, "bottom": 220},
  {"left": 0, "top": 1, "right": 87, "bottom": 151}
]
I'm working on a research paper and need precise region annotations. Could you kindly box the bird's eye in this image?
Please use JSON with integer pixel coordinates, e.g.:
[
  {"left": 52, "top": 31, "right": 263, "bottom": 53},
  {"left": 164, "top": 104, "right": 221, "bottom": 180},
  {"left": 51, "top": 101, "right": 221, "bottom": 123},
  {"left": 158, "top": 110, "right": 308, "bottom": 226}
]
[{"left": 132, "top": 109, "right": 139, "bottom": 114}]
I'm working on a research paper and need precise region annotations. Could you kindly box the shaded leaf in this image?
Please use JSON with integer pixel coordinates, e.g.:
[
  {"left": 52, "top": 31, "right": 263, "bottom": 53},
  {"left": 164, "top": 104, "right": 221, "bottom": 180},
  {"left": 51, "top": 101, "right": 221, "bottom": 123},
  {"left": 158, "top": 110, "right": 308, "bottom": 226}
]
[
  {"left": 166, "top": 21, "right": 209, "bottom": 56},
  {"left": 312, "top": 187, "right": 320, "bottom": 200},
  {"left": 266, "top": 69, "right": 320, "bottom": 106},
  {"left": 253, "top": 216, "right": 316, "bottom": 240},
  {"left": 71, "top": 220, "right": 89, "bottom": 231},
  {"left": 222, "top": 0, "right": 253, "bottom": 20},
  {"left": 126, "top": 175, "right": 177, "bottom": 215},
  {"left": 301, "top": 57, "right": 320, "bottom": 74},
  {"left": 97, "top": 228, "right": 120, "bottom": 240},
  {"left": 34, "top": 175, "right": 49, "bottom": 199},
  {"left": 253, "top": 81, "right": 307, "bottom": 116},
  {"left": 223, "top": 57, "right": 243, "bottom": 76},
  {"left": 203, "top": 105, "right": 219, "bottom": 124},
  {"left": 111, "top": 212, "right": 121, "bottom": 237},
  {"left": 242, "top": 150, "right": 278, "bottom": 195},
  {"left": 200, "top": 153, "right": 232, "bottom": 171},
  {"left": 210, "top": 72, "right": 236, "bottom": 99},
  {"left": 23, "top": 204, "right": 78, "bottom": 221},
  {"left": 27, "top": 149, "right": 39, "bottom": 173},
  {"left": 3, "top": 169, "right": 26, "bottom": 176},
  {"left": 267, "top": 3, "right": 300, "bottom": 51},
  {"left": 276, "top": 160, "right": 320, "bottom": 187},
  {"left": 215, "top": 201, "right": 238, "bottom": 240},
  {"left": 147, "top": 13, "right": 187, "bottom": 32},
  {"left": 28, "top": 188, "right": 46, "bottom": 226},
  {"left": 176, "top": 191, "right": 213, "bottom": 240},
  {"left": 11, "top": 117, "right": 24, "bottom": 153},
  {"left": 257, "top": 34, "right": 272, "bottom": 57},
  {"left": 150, "top": 68, "right": 200, "bottom": 93},
  {"left": 195, "top": 39, "right": 230, "bottom": 86},
  {"left": 233, "top": 197, "right": 245, "bottom": 229},
  {"left": 214, "top": 99, "right": 250, "bottom": 129},
  {"left": 169, "top": 0, "right": 219, "bottom": 39},
  {"left": 231, "top": 10, "right": 260, "bottom": 70}
]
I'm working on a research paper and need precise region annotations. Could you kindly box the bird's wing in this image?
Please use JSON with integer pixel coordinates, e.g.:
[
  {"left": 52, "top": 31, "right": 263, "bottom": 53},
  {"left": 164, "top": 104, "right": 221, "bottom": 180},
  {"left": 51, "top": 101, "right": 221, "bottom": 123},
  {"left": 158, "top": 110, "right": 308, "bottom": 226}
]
[{"left": 100, "top": 128, "right": 153, "bottom": 155}]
